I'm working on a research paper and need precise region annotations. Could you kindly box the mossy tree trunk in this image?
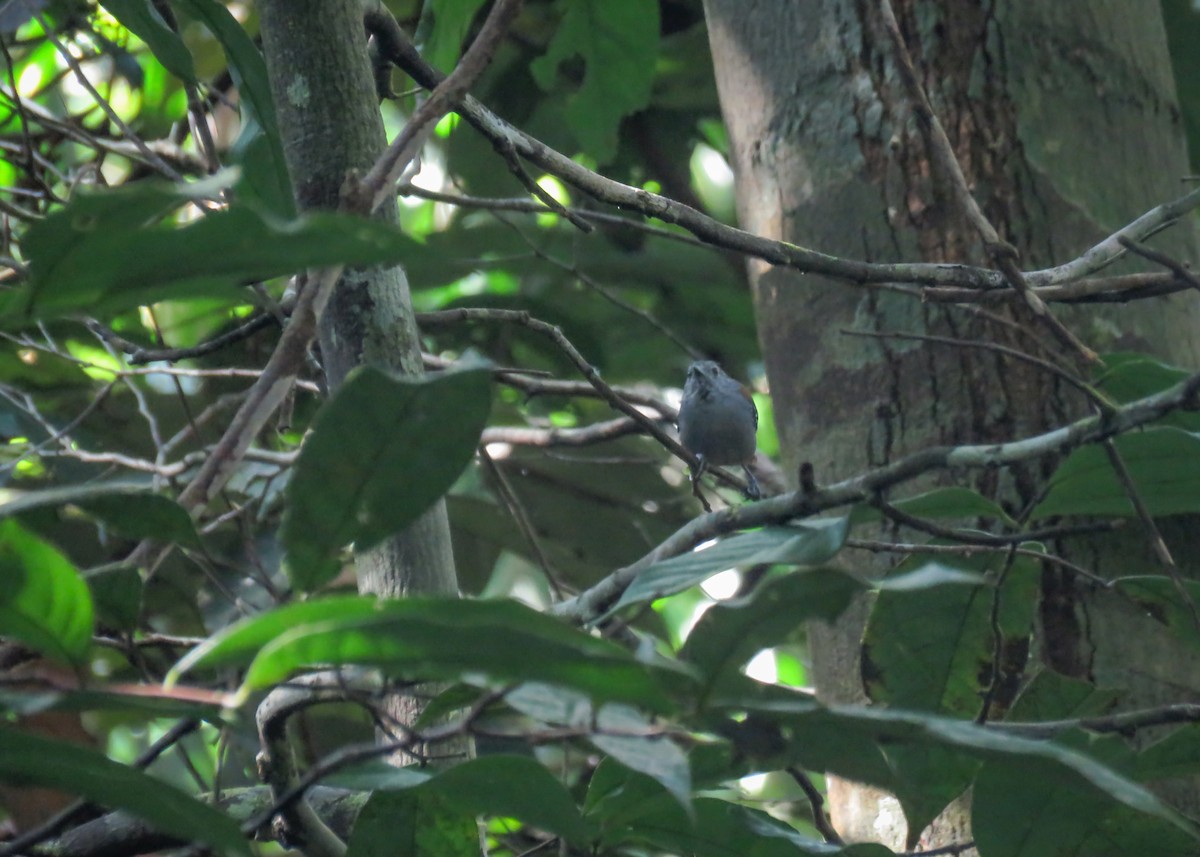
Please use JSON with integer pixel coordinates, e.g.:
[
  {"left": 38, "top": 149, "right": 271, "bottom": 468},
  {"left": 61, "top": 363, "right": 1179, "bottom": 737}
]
[
  {"left": 703, "top": 0, "right": 1200, "bottom": 847},
  {"left": 257, "top": 0, "right": 459, "bottom": 742}
]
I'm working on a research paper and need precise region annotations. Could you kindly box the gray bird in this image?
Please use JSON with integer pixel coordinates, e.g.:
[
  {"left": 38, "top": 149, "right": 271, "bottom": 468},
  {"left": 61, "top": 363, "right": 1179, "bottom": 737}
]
[{"left": 678, "top": 360, "right": 761, "bottom": 499}]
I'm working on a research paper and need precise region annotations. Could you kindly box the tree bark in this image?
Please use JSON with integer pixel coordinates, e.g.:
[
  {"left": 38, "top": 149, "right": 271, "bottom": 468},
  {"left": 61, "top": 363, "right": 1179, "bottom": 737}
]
[
  {"left": 703, "top": 0, "right": 1200, "bottom": 848},
  {"left": 257, "top": 0, "right": 459, "bottom": 739}
]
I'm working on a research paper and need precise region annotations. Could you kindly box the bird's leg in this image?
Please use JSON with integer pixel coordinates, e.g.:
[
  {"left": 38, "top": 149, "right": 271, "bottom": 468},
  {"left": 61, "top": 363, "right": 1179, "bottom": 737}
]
[
  {"left": 742, "top": 465, "right": 762, "bottom": 500},
  {"left": 688, "top": 454, "right": 712, "bottom": 512}
]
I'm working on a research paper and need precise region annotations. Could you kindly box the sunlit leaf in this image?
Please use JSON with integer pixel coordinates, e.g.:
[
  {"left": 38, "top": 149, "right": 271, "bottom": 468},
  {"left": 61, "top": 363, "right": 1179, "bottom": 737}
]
[
  {"left": 170, "top": 595, "right": 689, "bottom": 712},
  {"left": 530, "top": 0, "right": 659, "bottom": 162},
  {"left": 0, "top": 519, "right": 93, "bottom": 666},
  {"left": 102, "top": 0, "right": 197, "bottom": 82},
  {"left": 0, "top": 481, "right": 198, "bottom": 547},
  {"left": 612, "top": 518, "right": 849, "bottom": 612}
]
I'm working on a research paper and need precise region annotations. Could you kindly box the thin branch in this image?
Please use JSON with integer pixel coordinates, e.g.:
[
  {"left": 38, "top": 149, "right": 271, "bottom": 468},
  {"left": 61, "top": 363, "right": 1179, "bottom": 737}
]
[
  {"left": 369, "top": 13, "right": 1200, "bottom": 295},
  {"left": 419, "top": 307, "right": 749, "bottom": 494},
  {"left": 480, "top": 445, "right": 565, "bottom": 597},
  {"left": 33, "top": 15, "right": 182, "bottom": 182},
  {"left": 355, "top": 0, "right": 523, "bottom": 214},
  {"left": 995, "top": 702, "right": 1200, "bottom": 738},
  {"left": 399, "top": 182, "right": 711, "bottom": 248},
  {"left": 554, "top": 367, "right": 1200, "bottom": 622},
  {"left": 844, "top": 538, "right": 1108, "bottom": 587},
  {"left": 785, "top": 767, "right": 842, "bottom": 845},
  {"left": 1117, "top": 236, "right": 1200, "bottom": 292},
  {"left": 841, "top": 328, "right": 1108, "bottom": 406},
  {"left": 87, "top": 315, "right": 279, "bottom": 365},
  {"left": 1100, "top": 437, "right": 1200, "bottom": 630}
]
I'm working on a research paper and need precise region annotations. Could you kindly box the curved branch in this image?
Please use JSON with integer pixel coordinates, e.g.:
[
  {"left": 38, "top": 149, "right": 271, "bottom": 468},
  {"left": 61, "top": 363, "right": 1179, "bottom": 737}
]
[{"left": 554, "top": 368, "right": 1200, "bottom": 622}]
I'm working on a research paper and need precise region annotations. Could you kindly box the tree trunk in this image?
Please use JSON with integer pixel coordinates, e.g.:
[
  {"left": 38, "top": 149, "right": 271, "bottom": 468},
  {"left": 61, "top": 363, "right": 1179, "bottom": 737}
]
[
  {"left": 703, "top": 0, "right": 1200, "bottom": 847},
  {"left": 257, "top": 0, "right": 459, "bottom": 738}
]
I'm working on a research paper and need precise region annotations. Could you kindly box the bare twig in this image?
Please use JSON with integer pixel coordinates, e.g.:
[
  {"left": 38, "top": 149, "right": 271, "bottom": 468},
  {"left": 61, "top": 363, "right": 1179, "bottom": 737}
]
[
  {"left": 370, "top": 14, "right": 1200, "bottom": 296},
  {"left": 419, "top": 307, "right": 749, "bottom": 495},
  {"left": 554, "top": 367, "right": 1200, "bottom": 622},
  {"left": 785, "top": 767, "right": 843, "bottom": 845}
]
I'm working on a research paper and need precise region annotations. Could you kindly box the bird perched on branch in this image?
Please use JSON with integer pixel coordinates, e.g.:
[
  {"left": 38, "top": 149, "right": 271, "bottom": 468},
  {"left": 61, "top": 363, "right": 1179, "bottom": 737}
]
[{"left": 678, "top": 360, "right": 761, "bottom": 499}]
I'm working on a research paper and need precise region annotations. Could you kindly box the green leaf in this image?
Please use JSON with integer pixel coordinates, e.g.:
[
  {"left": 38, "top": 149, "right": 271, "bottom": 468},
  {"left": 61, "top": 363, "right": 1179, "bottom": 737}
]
[
  {"left": 679, "top": 568, "right": 864, "bottom": 691},
  {"left": 862, "top": 556, "right": 1038, "bottom": 719},
  {"left": 1032, "top": 428, "right": 1200, "bottom": 518},
  {"left": 86, "top": 564, "right": 143, "bottom": 631},
  {"left": 416, "top": 0, "right": 490, "bottom": 73},
  {"left": 0, "top": 481, "right": 199, "bottom": 547},
  {"left": 1138, "top": 724, "right": 1200, "bottom": 782},
  {"left": 173, "top": 0, "right": 294, "bottom": 217},
  {"left": 1094, "top": 352, "right": 1200, "bottom": 431},
  {"left": 974, "top": 752, "right": 1200, "bottom": 857},
  {"left": 627, "top": 796, "right": 838, "bottom": 857},
  {"left": 612, "top": 518, "right": 849, "bottom": 612},
  {"left": 0, "top": 727, "right": 251, "bottom": 857},
  {"left": 340, "top": 754, "right": 589, "bottom": 843},
  {"left": 170, "top": 595, "right": 688, "bottom": 712},
  {"left": 529, "top": 0, "right": 660, "bottom": 163},
  {"left": 281, "top": 364, "right": 492, "bottom": 590},
  {"left": 0, "top": 520, "right": 93, "bottom": 666},
  {"left": 348, "top": 791, "right": 476, "bottom": 857},
  {"left": 726, "top": 697, "right": 1200, "bottom": 849},
  {"left": 852, "top": 486, "right": 1017, "bottom": 527},
  {"left": 102, "top": 0, "right": 197, "bottom": 82},
  {"left": 167, "top": 594, "right": 387, "bottom": 682},
  {"left": 1008, "top": 669, "right": 1123, "bottom": 722},
  {"left": 506, "top": 683, "right": 691, "bottom": 811},
  {"left": 1110, "top": 576, "right": 1200, "bottom": 651},
  {"left": 10, "top": 183, "right": 430, "bottom": 323},
  {"left": 0, "top": 687, "right": 224, "bottom": 720}
]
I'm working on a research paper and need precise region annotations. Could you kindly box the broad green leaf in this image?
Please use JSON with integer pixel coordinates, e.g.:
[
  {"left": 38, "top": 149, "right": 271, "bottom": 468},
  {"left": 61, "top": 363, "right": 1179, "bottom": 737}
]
[
  {"left": 1110, "top": 576, "right": 1200, "bottom": 651},
  {"left": 280, "top": 364, "right": 492, "bottom": 590},
  {"left": 974, "top": 753, "right": 1199, "bottom": 857},
  {"left": 0, "top": 687, "right": 223, "bottom": 720},
  {"left": 1032, "top": 428, "right": 1200, "bottom": 518},
  {"left": 0, "top": 727, "right": 250, "bottom": 857},
  {"left": 1008, "top": 668, "right": 1123, "bottom": 723},
  {"left": 173, "top": 0, "right": 294, "bottom": 217},
  {"left": 852, "top": 486, "right": 1017, "bottom": 527},
  {"left": 338, "top": 755, "right": 589, "bottom": 844},
  {"left": 416, "top": 0, "right": 490, "bottom": 73},
  {"left": 102, "top": 0, "right": 197, "bottom": 82},
  {"left": 530, "top": 0, "right": 659, "bottom": 163},
  {"left": 11, "top": 184, "right": 431, "bottom": 323},
  {"left": 348, "top": 791, "right": 476, "bottom": 857},
  {"left": 725, "top": 697, "right": 1200, "bottom": 847},
  {"left": 1138, "top": 724, "right": 1200, "bottom": 781},
  {"left": 585, "top": 757, "right": 687, "bottom": 833},
  {"left": 506, "top": 683, "right": 691, "bottom": 811},
  {"left": 167, "top": 594, "right": 388, "bottom": 682},
  {"left": 627, "top": 796, "right": 841, "bottom": 857},
  {"left": 1094, "top": 352, "right": 1200, "bottom": 431},
  {"left": 86, "top": 564, "right": 143, "bottom": 631},
  {"left": 171, "top": 595, "right": 687, "bottom": 711},
  {"left": 679, "top": 568, "right": 863, "bottom": 691},
  {"left": 862, "top": 556, "right": 1038, "bottom": 719},
  {"left": 0, "top": 481, "right": 199, "bottom": 547},
  {"left": 0, "top": 520, "right": 93, "bottom": 666},
  {"left": 612, "top": 518, "right": 849, "bottom": 612}
]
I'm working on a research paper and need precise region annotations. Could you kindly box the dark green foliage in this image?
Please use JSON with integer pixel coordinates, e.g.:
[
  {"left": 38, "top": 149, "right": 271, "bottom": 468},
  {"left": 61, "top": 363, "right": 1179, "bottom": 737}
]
[{"left": 3, "top": 6, "right": 1200, "bottom": 857}]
